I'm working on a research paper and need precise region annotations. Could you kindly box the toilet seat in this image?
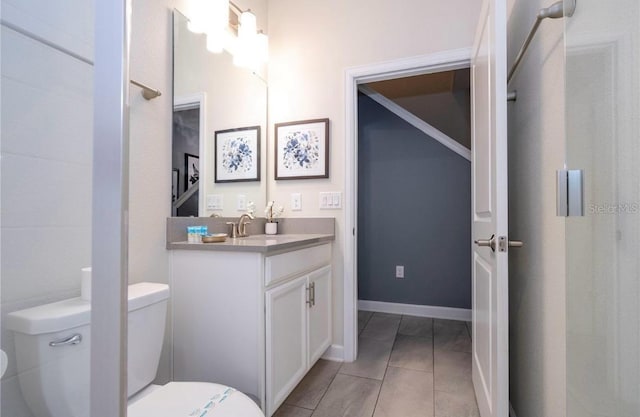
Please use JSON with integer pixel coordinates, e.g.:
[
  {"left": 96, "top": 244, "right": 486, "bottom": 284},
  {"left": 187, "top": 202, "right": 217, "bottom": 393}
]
[{"left": 128, "top": 381, "right": 264, "bottom": 417}]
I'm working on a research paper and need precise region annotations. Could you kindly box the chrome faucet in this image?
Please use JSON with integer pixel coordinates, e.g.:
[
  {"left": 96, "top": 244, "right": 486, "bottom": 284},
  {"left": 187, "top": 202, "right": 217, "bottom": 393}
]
[{"left": 237, "top": 213, "right": 255, "bottom": 237}]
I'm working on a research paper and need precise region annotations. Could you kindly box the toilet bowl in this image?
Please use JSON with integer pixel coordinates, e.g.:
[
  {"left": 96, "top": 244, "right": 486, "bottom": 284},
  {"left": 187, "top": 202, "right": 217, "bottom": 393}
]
[
  {"left": 6, "top": 282, "right": 263, "bottom": 417},
  {"left": 128, "top": 381, "right": 262, "bottom": 416}
]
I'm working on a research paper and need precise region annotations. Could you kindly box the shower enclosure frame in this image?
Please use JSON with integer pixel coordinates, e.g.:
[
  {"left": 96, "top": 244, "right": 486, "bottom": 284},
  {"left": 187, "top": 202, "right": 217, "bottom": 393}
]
[{"left": 91, "top": 0, "right": 131, "bottom": 416}]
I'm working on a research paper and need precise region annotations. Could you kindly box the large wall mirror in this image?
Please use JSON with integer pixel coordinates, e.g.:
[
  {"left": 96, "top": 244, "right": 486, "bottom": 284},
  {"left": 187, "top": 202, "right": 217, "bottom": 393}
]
[{"left": 172, "top": 9, "right": 267, "bottom": 217}]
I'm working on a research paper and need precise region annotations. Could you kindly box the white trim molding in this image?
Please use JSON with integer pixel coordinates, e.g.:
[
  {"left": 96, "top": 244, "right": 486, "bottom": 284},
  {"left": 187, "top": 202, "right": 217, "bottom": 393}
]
[
  {"left": 321, "top": 344, "right": 345, "bottom": 362},
  {"left": 343, "top": 48, "right": 472, "bottom": 363},
  {"left": 358, "top": 300, "right": 471, "bottom": 321},
  {"left": 358, "top": 85, "right": 471, "bottom": 161}
]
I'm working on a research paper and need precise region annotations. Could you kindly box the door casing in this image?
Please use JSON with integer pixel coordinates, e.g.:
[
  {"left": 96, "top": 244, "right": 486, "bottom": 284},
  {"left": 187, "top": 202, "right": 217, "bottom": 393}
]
[{"left": 343, "top": 48, "right": 473, "bottom": 362}]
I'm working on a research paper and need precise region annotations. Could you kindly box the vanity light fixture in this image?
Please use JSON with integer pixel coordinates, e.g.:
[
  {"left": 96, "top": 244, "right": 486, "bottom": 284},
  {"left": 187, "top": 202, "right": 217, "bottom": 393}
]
[
  {"left": 205, "top": 0, "right": 230, "bottom": 53},
  {"left": 233, "top": 10, "right": 269, "bottom": 71},
  {"left": 233, "top": 10, "right": 257, "bottom": 69},
  {"left": 187, "top": 0, "right": 209, "bottom": 34},
  {"left": 187, "top": 1, "right": 268, "bottom": 70},
  {"left": 239, "top": 9, "right": 257, "bottom": 36}
]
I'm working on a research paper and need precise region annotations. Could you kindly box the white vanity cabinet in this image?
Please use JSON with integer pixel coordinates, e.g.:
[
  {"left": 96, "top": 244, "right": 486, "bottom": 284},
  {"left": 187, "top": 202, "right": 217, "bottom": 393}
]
[
  {"left": 170, "top": 241, "right": 332, "bottom": 417},
  {"left": 265, "top": 264, "right": 332, "bottom": 415}
]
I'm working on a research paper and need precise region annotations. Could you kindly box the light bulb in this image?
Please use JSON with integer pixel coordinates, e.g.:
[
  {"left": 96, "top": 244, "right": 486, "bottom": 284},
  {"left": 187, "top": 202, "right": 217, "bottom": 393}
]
[
  {"left": 212, "top": 0, "right": 229, "bottom": 33},
  {"left": 239, "top": 10, "right": 257, "bottom": 39},
  {"left": 206, "top": 30, "right": 224, "bottom": 53},
  {"left": 187, "top": 0, "right": 210, "bottom": 34}
]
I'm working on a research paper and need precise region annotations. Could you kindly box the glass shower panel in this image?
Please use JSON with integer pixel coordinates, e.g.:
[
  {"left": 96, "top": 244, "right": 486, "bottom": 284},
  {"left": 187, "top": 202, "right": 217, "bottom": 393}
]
[
  {"left": 565, "top": 1, "right": 640, "bottom": 416},
  {"left": 1, "top": 27, "right": 94, "bottom": 417}
]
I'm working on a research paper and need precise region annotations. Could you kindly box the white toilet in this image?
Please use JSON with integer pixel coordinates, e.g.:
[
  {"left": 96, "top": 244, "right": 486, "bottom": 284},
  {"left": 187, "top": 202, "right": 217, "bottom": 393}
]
[{"left": 6, "top": 282, "right": 264, "bottom": 417}]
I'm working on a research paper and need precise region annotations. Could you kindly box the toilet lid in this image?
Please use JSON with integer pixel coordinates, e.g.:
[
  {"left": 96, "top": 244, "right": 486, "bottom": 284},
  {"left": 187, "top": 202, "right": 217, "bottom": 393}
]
[{"left": 128, "top": 381, "right": 264, "bottom": 417}]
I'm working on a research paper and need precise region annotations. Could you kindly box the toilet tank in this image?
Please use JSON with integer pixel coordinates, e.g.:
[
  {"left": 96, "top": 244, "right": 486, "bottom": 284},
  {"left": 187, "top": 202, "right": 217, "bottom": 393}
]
[{"left": 5, "top": 282, "right": 170, "bottom": 417}]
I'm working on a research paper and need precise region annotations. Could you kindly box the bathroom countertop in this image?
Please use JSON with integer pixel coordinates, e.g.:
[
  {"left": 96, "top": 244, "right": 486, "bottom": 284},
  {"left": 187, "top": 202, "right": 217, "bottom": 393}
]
[{"left": 167, "top": 233, "right": 334, "bottom": 254}]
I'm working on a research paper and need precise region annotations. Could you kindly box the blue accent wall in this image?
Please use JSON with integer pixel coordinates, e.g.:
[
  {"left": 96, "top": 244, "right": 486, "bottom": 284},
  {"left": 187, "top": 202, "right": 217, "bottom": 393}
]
[{"left": 357, "top": 93, "right": 471, "bottom": 309}]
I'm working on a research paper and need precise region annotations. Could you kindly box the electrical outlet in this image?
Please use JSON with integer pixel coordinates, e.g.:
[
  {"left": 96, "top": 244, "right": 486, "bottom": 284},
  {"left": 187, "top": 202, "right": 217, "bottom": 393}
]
[
  {"left": 237, "top": 194, "right": 247, "bottom": 211},
  {"left": 291, "top": 193, "right": 302, "bottom": 211},
  {"left": 395, "top": 265, "right": 405, "bottom": 279}
]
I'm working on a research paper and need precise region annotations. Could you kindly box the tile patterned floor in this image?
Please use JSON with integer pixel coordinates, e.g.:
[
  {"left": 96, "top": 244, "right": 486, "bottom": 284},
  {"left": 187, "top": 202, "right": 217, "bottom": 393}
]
[{"left": 274, "top": 311, "right": 479, "bottom": 417}]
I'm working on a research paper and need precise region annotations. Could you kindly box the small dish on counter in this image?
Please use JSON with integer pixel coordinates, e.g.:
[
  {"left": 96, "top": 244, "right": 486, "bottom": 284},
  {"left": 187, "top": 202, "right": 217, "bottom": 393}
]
[{"left": 201, "top": 233, "right": 228, "bottom": 243}]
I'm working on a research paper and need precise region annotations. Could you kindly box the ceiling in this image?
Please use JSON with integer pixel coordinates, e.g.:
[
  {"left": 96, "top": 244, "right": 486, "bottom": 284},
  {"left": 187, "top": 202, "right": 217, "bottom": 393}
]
[
  {"left": 364, "top": 68, "right": 471, "bottom": 149},
  {"left": 367, "top": 69, "right": 470, "bottom": 100}
]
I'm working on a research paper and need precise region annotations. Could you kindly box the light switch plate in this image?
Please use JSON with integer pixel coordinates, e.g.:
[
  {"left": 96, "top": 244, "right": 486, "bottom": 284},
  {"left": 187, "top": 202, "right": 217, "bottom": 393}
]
[
  {"left": 291, "top": 193, "right": 302, "bottom": 211},
  {"left": 207, "top": 194, "right": 223, "bottom": 210},
  {"left": 319, "top": 192, "right": 342, "bottom": 209}
]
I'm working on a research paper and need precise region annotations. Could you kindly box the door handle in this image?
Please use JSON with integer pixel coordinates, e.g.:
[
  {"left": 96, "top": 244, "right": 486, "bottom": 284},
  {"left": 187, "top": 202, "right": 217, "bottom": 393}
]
[
  {"left": 474, "top": 234, "right": 496, "bottom": 252},
  {"left": 474, "top": 235, "right": 524, "bottom": 252}
]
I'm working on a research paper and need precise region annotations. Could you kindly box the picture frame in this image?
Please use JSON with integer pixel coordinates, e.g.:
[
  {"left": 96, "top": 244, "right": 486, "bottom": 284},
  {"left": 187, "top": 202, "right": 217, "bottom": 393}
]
[
  {"left": 171, "top": 169, "right": 179, "bottom": 202},
  {"left": 214, "top": 126, "right": 261, "bottom": 183},
  {"left": 275, "top": 118, "right": 329, "bottom": 180},
  {"left": 184, "top": 153, "right": 199, "bottom": 190}
]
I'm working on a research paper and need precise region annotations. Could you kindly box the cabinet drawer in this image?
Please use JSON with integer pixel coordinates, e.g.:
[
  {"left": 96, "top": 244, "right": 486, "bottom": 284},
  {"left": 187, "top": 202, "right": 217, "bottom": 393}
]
[{"left": 265, "top": 244, "right": 331, "bottom": 287}]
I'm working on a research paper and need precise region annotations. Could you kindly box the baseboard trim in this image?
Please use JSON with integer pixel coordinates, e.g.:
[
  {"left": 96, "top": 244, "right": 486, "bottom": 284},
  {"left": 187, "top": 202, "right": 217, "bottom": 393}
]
[
  {"left": 358, "top": 300, "right": 471, "bottom": 321},
  {"left": 509, "top": 402, "right": 517, "bottom": 417},
  {"left": 321, "top": 344, "right": 344, "bottom": 362}
]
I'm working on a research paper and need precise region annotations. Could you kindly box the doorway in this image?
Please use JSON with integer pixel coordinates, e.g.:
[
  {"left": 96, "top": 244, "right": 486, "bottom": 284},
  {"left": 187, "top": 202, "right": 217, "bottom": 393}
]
[
  {"left": 356, "top": 70, "right": 472, "bottom": 317},
  {"left": 341, "top": 59, "right": 478, "bottom": 416},
  {"left": 344, "top": 50, "right": 473, "bottom": 362},
  {"left": 172, "top": 94, "right": 206, "bottom": 216}
]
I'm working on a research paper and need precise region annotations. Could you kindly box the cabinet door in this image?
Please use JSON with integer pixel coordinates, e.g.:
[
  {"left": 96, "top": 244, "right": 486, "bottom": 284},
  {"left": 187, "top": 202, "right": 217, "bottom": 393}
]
[
  {"left": 307, "top": 265, "right": 332, "bottom": 365},
  {"left": 265, "top": 274, "right": 308, "bottom": 416}
]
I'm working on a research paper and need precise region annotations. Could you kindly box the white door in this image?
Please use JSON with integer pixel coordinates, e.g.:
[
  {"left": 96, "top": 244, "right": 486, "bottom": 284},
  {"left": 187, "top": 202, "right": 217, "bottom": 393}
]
[
  {"left": 265, "top": 275, "right": 308, "bottom": 416},
  {"left": 470, "top": 0, "right": 509, "bottom": 417},
  {"left": 307, "top": 265, "right": 332, "bottom": 365}
]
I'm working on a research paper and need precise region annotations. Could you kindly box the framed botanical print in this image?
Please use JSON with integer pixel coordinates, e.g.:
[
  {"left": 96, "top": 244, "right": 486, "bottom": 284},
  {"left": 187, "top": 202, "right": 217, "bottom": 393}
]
[
  {"left": 275, "top": 118, "right": 329, "bottom": 180},
  {"left": 214, "top": 126, "right": 261, "bottom": 183}
]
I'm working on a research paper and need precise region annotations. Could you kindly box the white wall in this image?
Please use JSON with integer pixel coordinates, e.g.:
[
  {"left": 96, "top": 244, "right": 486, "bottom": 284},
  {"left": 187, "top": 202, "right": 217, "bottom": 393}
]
[
  {"left": 507, "top": 1, "right": 566, "bottom": 416},
  {"left": 267, "top": 0, "right": 481, "bottom": 348}
]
